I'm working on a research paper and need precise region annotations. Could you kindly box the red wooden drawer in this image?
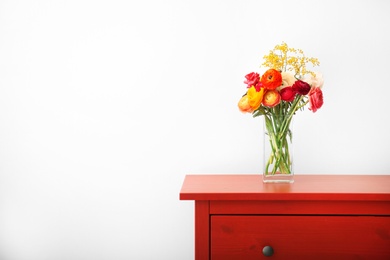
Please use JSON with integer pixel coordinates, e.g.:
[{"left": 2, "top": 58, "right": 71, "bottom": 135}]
[{"left": 211, "top": 215, "right": 390, "bottom": 259}]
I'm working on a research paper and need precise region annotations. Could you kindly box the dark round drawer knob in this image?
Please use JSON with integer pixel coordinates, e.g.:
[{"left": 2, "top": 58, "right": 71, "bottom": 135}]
[{"left": 262, "top": 245, "right": 274, "bottom": 257}]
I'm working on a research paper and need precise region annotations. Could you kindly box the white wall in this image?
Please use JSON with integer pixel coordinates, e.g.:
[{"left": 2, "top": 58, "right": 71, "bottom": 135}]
[{"left": 0, "top": 0, "right": 389, "bottom": 259}]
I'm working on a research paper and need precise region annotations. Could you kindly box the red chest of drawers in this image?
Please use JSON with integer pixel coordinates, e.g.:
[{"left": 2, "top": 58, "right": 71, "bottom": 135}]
[{"left": 180, "top": 174, "right": 390, "bottom": 259}]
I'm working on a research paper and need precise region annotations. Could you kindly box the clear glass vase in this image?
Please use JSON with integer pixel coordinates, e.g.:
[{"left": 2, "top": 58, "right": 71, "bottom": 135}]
[{"left": 263, "top": 114, "right": 294, "bottom": 183}]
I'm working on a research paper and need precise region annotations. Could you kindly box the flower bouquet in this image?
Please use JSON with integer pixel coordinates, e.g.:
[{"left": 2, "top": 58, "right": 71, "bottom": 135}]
[{"left": 238, "top": 42, "right": 324, "bottom": 183}]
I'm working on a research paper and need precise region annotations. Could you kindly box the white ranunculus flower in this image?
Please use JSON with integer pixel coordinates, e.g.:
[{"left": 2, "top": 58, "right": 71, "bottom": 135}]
[
  {"left": 303, "top": 72, "right": 324, "bottom": 89},
  {"left": 278, "top": 72, "right": 296, "bottom": 90}
]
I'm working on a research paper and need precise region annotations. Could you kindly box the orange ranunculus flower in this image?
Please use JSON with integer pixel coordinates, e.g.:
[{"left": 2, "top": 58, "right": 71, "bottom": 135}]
[
  {"left": 260, "top": 69, "right": 283, "bottom": 90},
  {"left": 262, "top": 90, "right": 281, "bottom": 107},
  {"left": 247, "top": 86, "right": 264, "bottom": 110},
  {"left": 238, "top": 94, "right": 252, "bottom": 113}
]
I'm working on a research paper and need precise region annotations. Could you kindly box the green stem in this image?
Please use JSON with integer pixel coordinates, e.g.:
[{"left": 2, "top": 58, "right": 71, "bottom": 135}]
[
  {"left": 264, "top": 96, "right": 305, "bottom": 176},
  {"left": 264, "top": 112, "right": 292, "bottom": 175}
]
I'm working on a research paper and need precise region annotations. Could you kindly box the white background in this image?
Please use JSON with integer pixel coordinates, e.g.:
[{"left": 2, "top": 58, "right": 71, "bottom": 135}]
[{"left": 1, "top": 0, "right": 389, "bottom": 259}]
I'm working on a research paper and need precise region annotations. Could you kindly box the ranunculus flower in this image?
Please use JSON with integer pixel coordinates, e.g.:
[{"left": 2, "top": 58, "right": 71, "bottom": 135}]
[
  {"left": 260, "top": 69, "right": 282, "bottom": 90},
  {"left": 303, "top": 72, "right": 324, "bottom": 89},
  {"left": 238, "top": 94, "right": 252, "bottom": 113},
  {"left": 262, "top": 90, "right": 281, "bottom": 107},
  {"left": 247, "top": 86, "right": 264, "bottom": 110},
  {"left": 280, "top": 87, "right": 296, "bottom": 102},
  {"left": 308, "top": 87, "right": 324, "bottom": 113},
  {"left": 244, "top": 72, "right": 260, "bottom": 89},
  {"left": 292, "top": 80, "right": 311, "bottom": 95},
  {"left": 253, "top": 82, "right": 262, "bottom": 92},
  {"left": 278, "top": 72, "right": 296, "bottom": 90}
]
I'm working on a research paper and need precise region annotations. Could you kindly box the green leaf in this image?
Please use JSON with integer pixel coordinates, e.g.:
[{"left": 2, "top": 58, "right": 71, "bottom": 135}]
[{"left": 252, "top": 107, "right": 266, "bottom": 118}]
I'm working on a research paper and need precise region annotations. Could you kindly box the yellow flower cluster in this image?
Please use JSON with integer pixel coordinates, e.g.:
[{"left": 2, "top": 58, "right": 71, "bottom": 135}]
[{"left": 261, "top": 42, "right": 320, "bottom": 78}]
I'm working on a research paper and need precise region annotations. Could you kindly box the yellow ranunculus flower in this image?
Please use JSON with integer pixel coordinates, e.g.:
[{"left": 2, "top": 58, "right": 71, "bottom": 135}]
[{"left": 247, "top": 86, "right": 264, "bottom": 110}]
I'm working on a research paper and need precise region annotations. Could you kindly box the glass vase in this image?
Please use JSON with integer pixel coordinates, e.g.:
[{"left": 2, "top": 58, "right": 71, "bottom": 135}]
[{"left": 263, "top": 114, "right": 294, "bottom": 183}]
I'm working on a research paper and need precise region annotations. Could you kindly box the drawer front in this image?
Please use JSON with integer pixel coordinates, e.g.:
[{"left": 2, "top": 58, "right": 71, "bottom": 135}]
[{"left": 211, "top": 215, "right": 390, "bottom": 260}]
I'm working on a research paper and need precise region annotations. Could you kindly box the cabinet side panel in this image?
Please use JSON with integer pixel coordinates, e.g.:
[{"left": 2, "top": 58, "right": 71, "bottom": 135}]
[{"left": 195, "top": 200, "right": 210, "bottom": 260}]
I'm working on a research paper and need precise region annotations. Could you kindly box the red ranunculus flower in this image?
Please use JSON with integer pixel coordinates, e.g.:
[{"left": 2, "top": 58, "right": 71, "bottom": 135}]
[
  {"left": 244, "top": 72, "right": 260, "bottom": 89},
  {"left": 280, "top": 87, "right": 296, "bottom": 102},
  {"left": 253, "top": 82, "right": 262, "bottom": 92},
  {"left": 292, "top": 80, "right": 311, "bottom": 95},
  {"left": 308, "top": 87, "right": 323, "bottom": 113},
  {"left": 260, "top": 69, "right": 282, "bottom": 90}
]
